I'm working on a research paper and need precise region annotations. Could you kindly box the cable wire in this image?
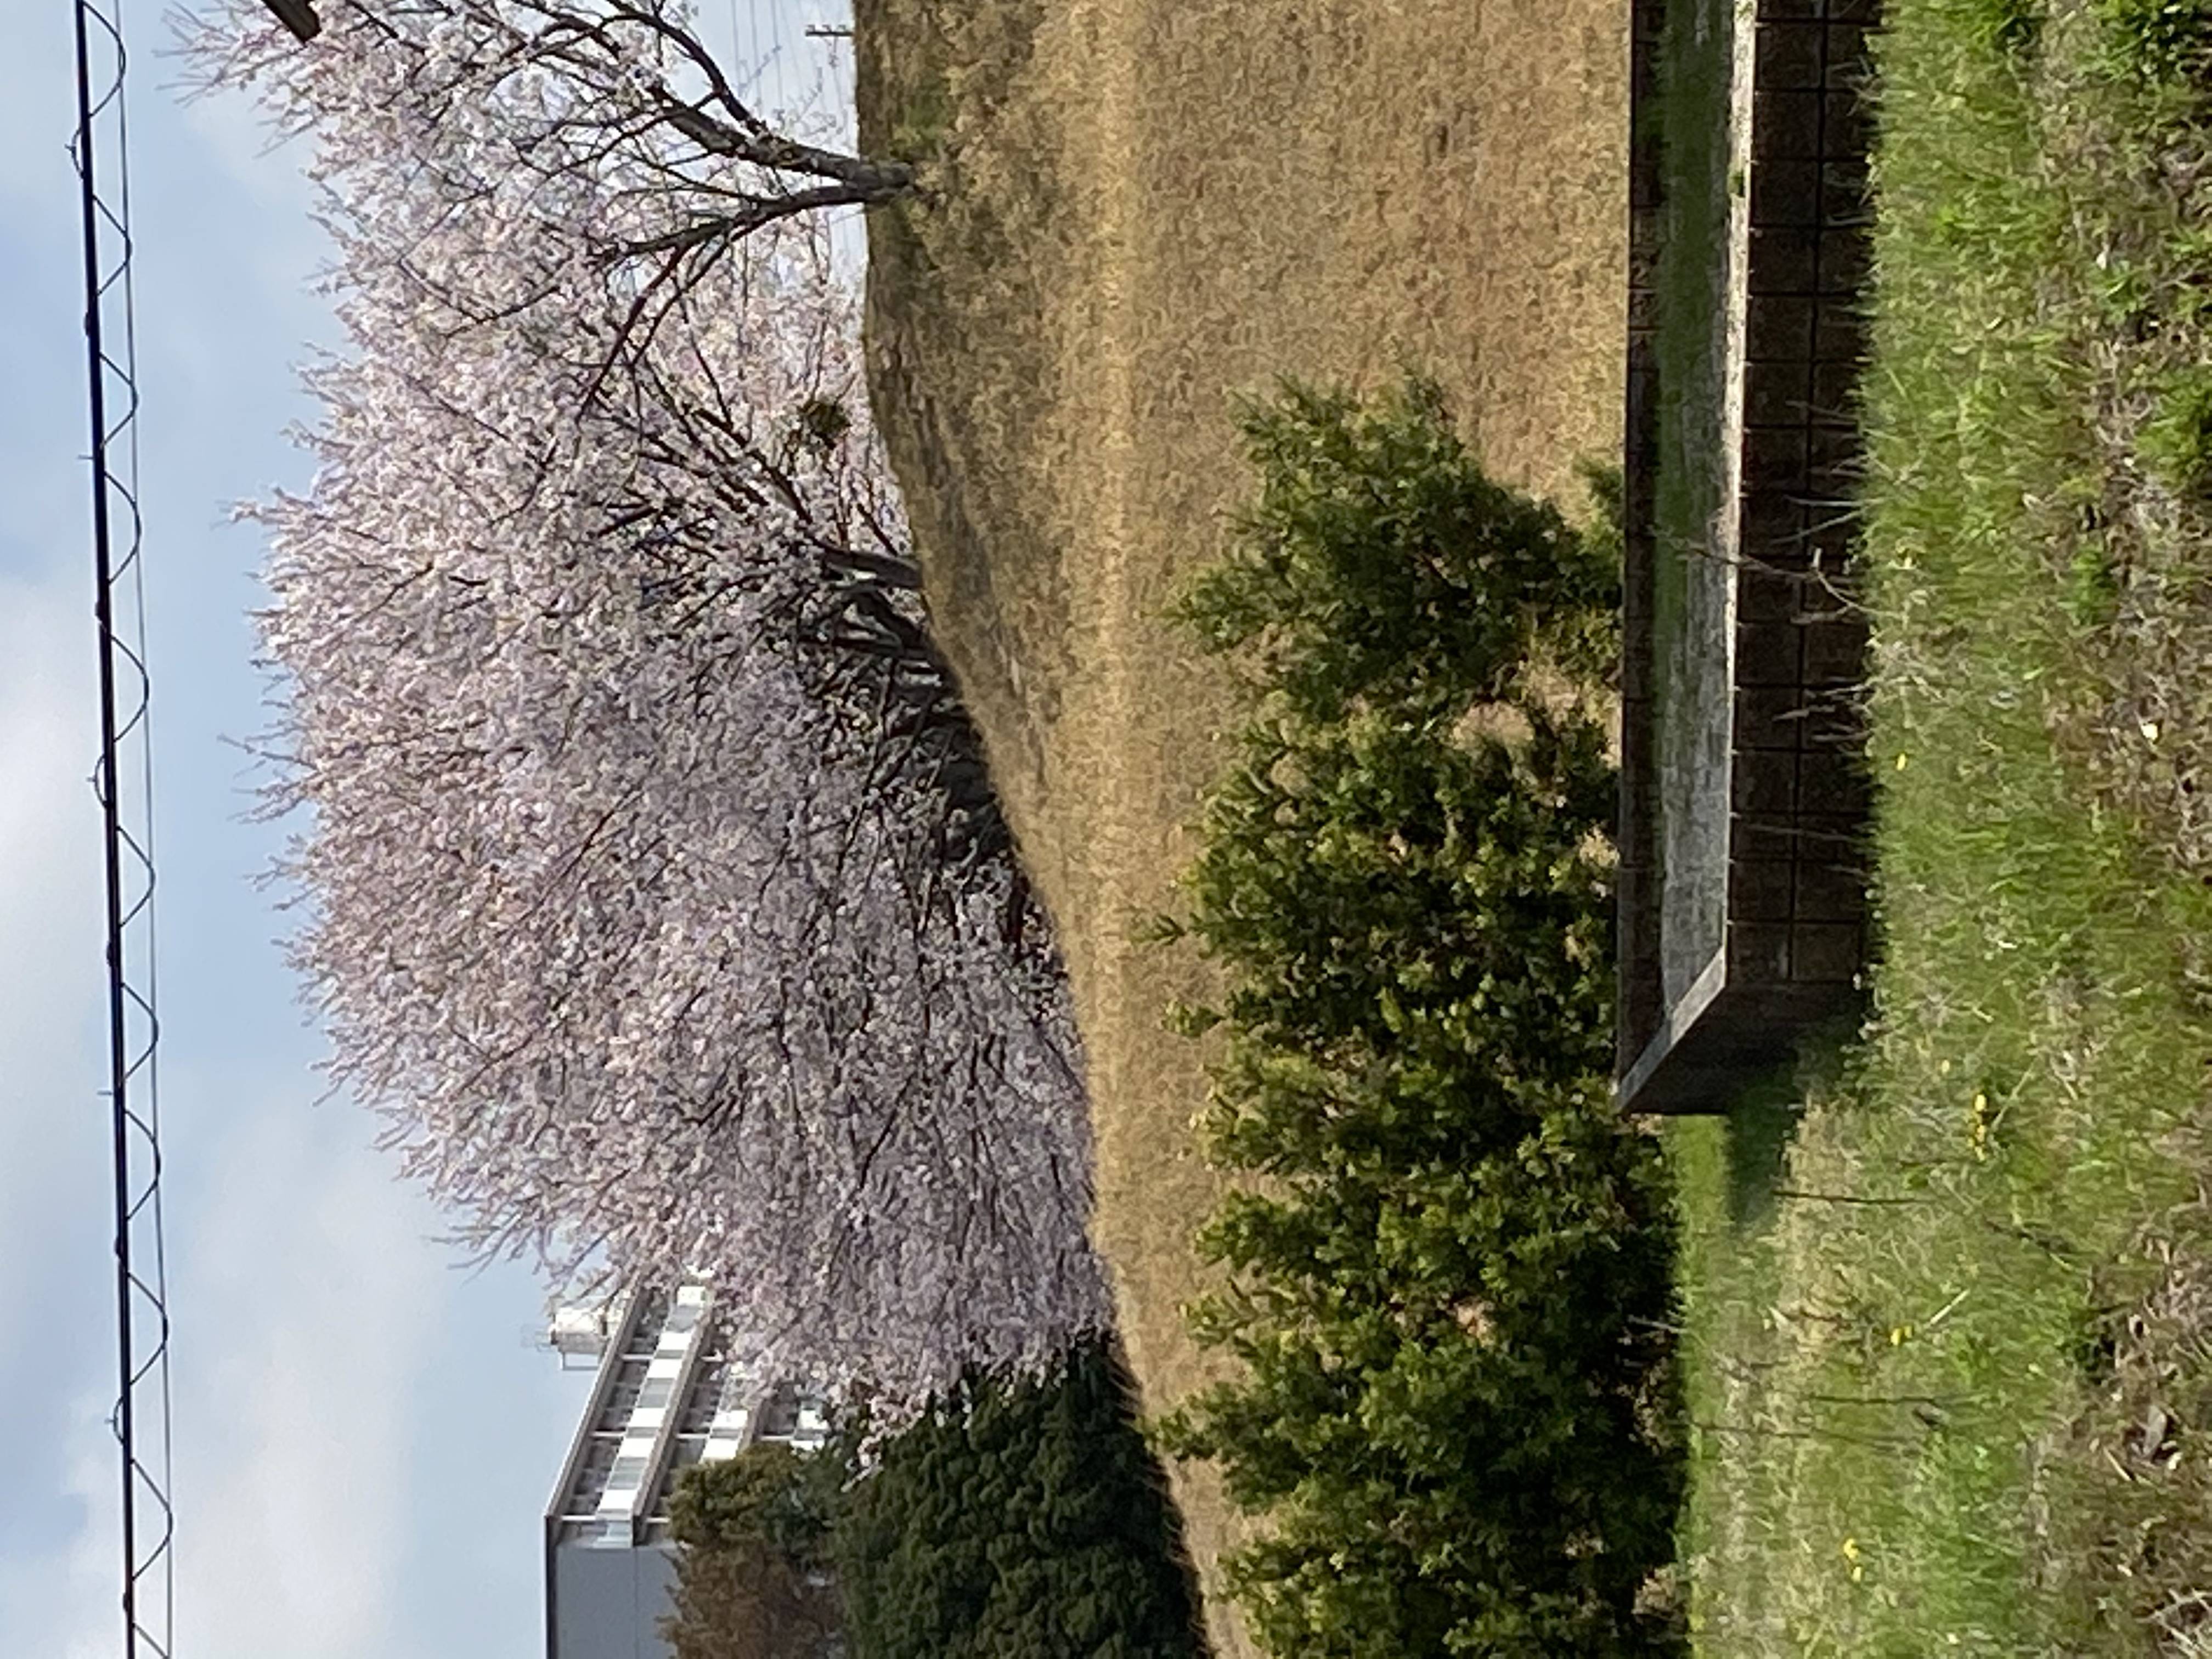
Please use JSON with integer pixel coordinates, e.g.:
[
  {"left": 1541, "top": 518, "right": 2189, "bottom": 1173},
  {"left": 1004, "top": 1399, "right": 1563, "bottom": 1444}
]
[{"left": 70, "top": 0, "right": 176, "bottom": 1648}]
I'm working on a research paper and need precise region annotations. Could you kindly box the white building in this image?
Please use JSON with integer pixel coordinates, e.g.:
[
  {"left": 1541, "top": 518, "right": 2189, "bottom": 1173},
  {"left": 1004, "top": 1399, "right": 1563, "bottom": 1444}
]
[{"left": 543, "top": 1284, "right": 831, "bottom": 1659}]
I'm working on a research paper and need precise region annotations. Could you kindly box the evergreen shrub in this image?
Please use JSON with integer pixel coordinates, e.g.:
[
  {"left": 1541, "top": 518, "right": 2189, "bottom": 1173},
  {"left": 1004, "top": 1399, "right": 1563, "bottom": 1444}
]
[
  {"left": 1151, "top": 373, "right": 1684, "bottom": 1658},
  {"left": 832, "top": 1336, "right": 1209, "bottom": 1659}
]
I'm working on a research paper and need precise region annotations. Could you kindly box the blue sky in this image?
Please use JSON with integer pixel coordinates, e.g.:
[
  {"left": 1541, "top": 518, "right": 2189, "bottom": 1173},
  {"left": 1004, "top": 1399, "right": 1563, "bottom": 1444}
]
[{"left": 0, "top": 0, "right": 862, "bottom": 1652}]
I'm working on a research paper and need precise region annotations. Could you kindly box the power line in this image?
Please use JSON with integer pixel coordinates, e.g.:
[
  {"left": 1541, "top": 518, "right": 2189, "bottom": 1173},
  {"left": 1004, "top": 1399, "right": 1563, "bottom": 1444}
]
[{"left": 70, "top": 0, "right": 175, "bottom": 1647}]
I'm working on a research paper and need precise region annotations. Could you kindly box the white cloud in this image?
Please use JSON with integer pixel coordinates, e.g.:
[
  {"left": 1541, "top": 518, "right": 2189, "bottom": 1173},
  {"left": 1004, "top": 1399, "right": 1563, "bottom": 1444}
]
[
  {"left": 0, "top": 0, "right": 79, "bottom": 216},
  {"left": 167, "top": 1078, "right": 444, "bottom": 1659},
  {"left": 0, "top": 573, "right": 142, "bottom": 1654},
  {"left": 0, "top": 574, "right": 101, "bottom": 1318},
  {"left": 0, "top": 1051, "right": 555, "bottom": 1659},
  {"left": 47, "top": 1396, "right": 128, "bottom": 1659},
  {"left": 0, "top": 580, "right": 105, "bottom": 1316}
]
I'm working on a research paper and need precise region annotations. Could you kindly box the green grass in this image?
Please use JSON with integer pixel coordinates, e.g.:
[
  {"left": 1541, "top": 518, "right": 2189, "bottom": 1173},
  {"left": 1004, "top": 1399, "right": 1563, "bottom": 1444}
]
[{"left": 1668, "top": 0, "right": 2212, "bottom": 1650}]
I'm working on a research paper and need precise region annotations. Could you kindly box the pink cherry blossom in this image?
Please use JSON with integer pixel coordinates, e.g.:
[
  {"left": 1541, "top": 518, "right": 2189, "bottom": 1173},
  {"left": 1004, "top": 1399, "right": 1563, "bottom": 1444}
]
[{"left": 183, "top": 0, "right": 1108, "bottom": 1431}]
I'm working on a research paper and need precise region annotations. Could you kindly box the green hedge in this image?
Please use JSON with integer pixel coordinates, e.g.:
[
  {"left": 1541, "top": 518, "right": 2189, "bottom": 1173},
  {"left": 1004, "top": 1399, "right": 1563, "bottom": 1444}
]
[
  {"left": 665, "top": 1440, "right": 844, "bottom": 1659},
  {"left": 668, "top": 1336, "right": 1207, "bottom": 1659},
  {"left": 1149, "top": 373, "right": 1683, "bottom": 1658}
]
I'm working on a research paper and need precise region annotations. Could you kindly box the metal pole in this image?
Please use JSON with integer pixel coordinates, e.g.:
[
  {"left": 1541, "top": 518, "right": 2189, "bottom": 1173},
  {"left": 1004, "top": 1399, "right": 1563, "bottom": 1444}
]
[{"left": 72, "top": 0, "right": 139, "bottom": 1645}]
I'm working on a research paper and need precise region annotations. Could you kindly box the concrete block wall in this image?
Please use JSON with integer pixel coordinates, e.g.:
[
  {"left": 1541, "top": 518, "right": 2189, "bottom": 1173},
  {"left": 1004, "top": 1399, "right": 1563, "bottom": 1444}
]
[
  {"left": 1618, "top": 0, "right": 1882, "bottom": 1107},
  {"left": 1728, "top": 0, "right": 1877, "bottom": 998},
  {"left": 1617, "top": 0, "right": 1668, "bottom": 1077}
]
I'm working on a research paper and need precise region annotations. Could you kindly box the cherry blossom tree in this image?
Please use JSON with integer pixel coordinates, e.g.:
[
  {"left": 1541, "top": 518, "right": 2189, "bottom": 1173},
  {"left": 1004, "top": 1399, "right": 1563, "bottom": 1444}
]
[
  {"left": 179, "top": 0, "right": 919, "bottom": 295},
  {"left": 184, "top": 0, "right": 1109, "bottom": 1424}
]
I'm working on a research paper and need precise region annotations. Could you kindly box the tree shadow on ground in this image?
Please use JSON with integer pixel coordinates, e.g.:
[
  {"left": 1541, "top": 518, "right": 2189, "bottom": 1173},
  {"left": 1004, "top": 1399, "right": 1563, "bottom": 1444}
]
[{"left": 1721, "top": 1023, "right": 1854, "bottom": 1228}]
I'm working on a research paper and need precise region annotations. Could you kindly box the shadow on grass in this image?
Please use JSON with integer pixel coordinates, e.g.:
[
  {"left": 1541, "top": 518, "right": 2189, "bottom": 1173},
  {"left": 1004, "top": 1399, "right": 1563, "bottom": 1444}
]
[
  {"left": 1718, "top": 1020, "right": 1857, "bottom": 1228},
  {"left": 1720, "top": 1075, "right": 1799, "bottom": 1229}
]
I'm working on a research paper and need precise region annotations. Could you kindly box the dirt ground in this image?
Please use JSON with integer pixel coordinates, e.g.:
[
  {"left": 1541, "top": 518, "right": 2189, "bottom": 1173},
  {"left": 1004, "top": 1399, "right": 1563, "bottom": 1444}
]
[{"left": 856, "top": 3, "right": 1629, "bottom": 1649}]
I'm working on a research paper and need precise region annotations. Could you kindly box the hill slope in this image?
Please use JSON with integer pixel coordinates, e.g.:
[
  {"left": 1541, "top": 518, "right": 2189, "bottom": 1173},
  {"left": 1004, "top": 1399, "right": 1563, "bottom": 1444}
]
[{"left": 855, "top": 3, "right": 1629, "bottom": 1648}]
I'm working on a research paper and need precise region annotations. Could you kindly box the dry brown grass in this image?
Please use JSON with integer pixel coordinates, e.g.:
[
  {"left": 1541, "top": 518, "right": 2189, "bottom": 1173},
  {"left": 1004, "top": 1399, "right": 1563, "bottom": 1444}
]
[{"left": 854, "top": 3, "right": 1629, "bottom": 1650}]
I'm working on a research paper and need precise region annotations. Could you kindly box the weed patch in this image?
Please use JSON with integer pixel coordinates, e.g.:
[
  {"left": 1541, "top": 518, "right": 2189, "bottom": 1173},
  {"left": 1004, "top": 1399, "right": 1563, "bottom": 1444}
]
[{"left": 1666, "top": 0, "right": 2212, "bottom": 1644}]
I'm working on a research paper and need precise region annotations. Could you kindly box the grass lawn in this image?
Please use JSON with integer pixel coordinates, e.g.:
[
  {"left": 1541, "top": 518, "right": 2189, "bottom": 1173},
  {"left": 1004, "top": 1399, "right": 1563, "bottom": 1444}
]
[{"left": 1666, "top": 0, "right": 2212, "bottom": 1649}]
